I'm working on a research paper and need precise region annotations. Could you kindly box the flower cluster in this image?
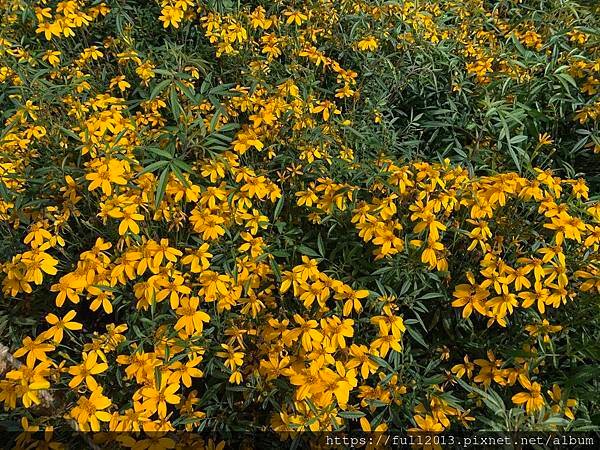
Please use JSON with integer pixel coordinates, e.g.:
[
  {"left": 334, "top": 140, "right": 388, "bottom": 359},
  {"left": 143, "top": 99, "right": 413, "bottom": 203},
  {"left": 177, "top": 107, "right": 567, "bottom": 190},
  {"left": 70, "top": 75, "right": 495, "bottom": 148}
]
[{"left": 0, "top": 0, "right": 599, "bottom": 447}]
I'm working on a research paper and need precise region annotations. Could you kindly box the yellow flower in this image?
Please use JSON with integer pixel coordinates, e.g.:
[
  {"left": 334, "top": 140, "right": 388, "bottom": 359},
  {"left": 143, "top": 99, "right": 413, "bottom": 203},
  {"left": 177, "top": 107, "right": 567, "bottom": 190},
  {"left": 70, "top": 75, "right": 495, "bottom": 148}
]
[
  {"left": 168, "top": 357, "right": 204, "bottom": 388},
  {"left": 181, "top": 243, "right": 213, "bottom": 272},
  {"left": 519, "top": 286, "right": 550, "bottom": 314},
  {"left": 109, "top": 204, "right": 144, "bottom": 235},
  {"left": 36, "top": 22, "right": 61, "bottom": 40},
  {"left": 42, "top": 310, "right": 82, "bottom": 343},
  {"left": 283, "top": 314, "right": 323, "bottom": 351},
  {"left": 357, "top": 36, "right": 378, "bottom": 52},
  {"left": 284, "top": 10, "right": 308, "bottom": 26},
  {"left": 232, "top": 127, "right": 264, "bottom": 154},
  {"left": 259, "top": 354, "right": 290, "bottom": 381},
  {"left": 412, "top": 210, "right": 447, "bottom": 241},
  {"left": 229, "top": 370, "right": 243, "bottom": 385},
  {"left": 320, "top": 362, "right": 357, "bottom": 407},
  {"left": 310, "top": 100, "right": 340, "bottom": 121},
  {"left": 70, "top": 388, "right": 112, "bottom": 431},
  {"left": 292, "top": 256, "right": 320, "bottom": 282},
  {"left": 337, "top": 287, "right": 369, "bottom": 316},
  {"left": 296, "top": 188, "right": 318, "bottom": 207},
  {"left": 68, "top": 351, "right": 108, "bottom": 390},
  {"left": 321, "top": 316, "right": 354, "bottom": 350},
  {"left": 360, "top": 416, "right": 387, "bottom": 432},
  {"left": 23, "top": 250, "right": 59, "bottom": 285},
  {"left": 24, "top": 222, "right": 53, "bottom": 248},
  {"left": 299, "top": 280, "right": 329, "bottom": 308},
  {"left": 486, "top": 292, "right": 518, "bottom": 319},
  {"left": 109, "top": 75, "right": 131, "bottom": 92},
  {"left": 192, "top": 212, "right": 226, "bottom": 240},
  {"left": 136, "top": 61, "right": 156, "bottom": 83},
  {"left": 347, "top": 344, "right": 379, "bottom": 379},
  {"left": 241, "top": 176, "right": 269, "bottom": 199},
  {"left": 512, "top": 377, "right": 545, "bottom": 414},
  {"left": 238, "top": 232, "right": 265, "bottom": 258},
  {"left": 141, "top": 378, "right": 181, "bottom": 419},
  {"left": 409, "top": 414, "right": 444, "bottom": 433},
  {"left": 85, "top": 159, "right": 128, "bottom": 196},
  {"left": 538, "top": 132, "right": 554, "bottom": 146},
  {"left": 370, "top": 307, "right": 406, "bottom": 338},
  {"left": 452, "top": 282, "right": 489, "bottom": 319},
  {"left": 88, "top": 285, "right": 115, "bottom": 314},
  {"left": 156, "top": 272, "right": 191, "bottom": 309},
  {"left": 159, "top": 5, "right": 184, "bottom": 29},
  {"left": 199, "top": 270, "right": 231, "bottom": 301},
  {"left": 151, "top": 238, "right": 183, "bottom": 267},
  {"left": 174, "top": 296, "right": 211, "bottom": 335},
  {"left": 547, "top": 384, "right": 577, "bottom": 420},
  {"left": 289, "top": 363, "right": 323, "bottom": 400},
  {"left": 5, "top": 359, "right": 52, "bottom": 407},
  {"left": 451, "top": 355, "right": 475, "bottom": 379},
  {"left": 42, "top": 50, "right": 61, "bottom": 67},
  {"left": 216, "top": 344, "right": 244, "bottom": 374},
  {"left": 50, "top": 273, "right": 84, "bottom": 306},
  {"left": 370, "top": 333, "right": 402, "bottom": 357},
  {"left": 13, "top": 336, "right": 55, "bottom": 366},
  {"left": 373, "top": 227, "right": 403, "bottom": 258}
]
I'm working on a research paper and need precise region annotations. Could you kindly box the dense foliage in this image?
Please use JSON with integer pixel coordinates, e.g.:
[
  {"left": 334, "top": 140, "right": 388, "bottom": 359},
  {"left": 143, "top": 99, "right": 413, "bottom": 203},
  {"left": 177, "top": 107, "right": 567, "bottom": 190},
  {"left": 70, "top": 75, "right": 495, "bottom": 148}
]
[{"left": 0, "top": 0, "right": 599, "bottom": 447}]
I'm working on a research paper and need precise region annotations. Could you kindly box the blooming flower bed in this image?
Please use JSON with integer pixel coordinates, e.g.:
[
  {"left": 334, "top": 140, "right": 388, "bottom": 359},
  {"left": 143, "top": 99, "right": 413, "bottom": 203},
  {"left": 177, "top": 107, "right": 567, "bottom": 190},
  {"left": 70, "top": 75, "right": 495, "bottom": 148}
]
[{"left": 0, "top": 0, "right": 599, "bottom": 447}]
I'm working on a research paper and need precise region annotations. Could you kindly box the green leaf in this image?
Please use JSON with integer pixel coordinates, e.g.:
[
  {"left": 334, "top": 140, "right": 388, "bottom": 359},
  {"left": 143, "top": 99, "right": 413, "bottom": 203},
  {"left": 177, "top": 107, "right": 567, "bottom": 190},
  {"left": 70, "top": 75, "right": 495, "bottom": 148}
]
[
  {"left": 58, "top": 126, "right": 82, "bottom": 141},
  {"left": 170, "top": 163, "right": 190, "bottom": 188},
  {"left": 155, "top": 167, "right": 170, "bottom": 209},
  {"left": 542, "top": 416, "right": 570, "bottom": 427},
  {"left": 422, "top": 374, "right": 446, "bottom": 385},
  {"left": 139, "top": 160, "right": 169, "bottom": 175},
  {"left": 457, "top": 379, "right": 506, "bottom": 415},
  {"left": 338, "top": 411, "right": 366, "bottom": 419},
  {"left": 420, "top": 292, "right": 445, "bottom": 300},
  {"left": 154, "top": 366, "right": 162, "bottom": 388},
  {"left": 0, "top": 181, "right": 11, "bottom": 201},
  {"left": 369, "top": 354, "right": 393, "bottom": 372},
  {"left": 175, "top": 80, "right": 198, "bottom": 104},
  {"left": 297, "top": 245, "right": 320, "bottom": 258},
  {"left": 406, "top": 325, "right": 428, "bottom": 348},
  {"left": 151, "top": 79, "right": 171, "bottom": 100},
  {"left": 554, "top": 72, "right": 578, "bottom": 89},
  {"left": 169, "top": 86, "right": 183, "bottom": 118},
  {"left": 507, "top": 145, "right": 522, "bottom": 172},
  {"left": 269, "top": 256, "right": 281, "bottom": 282},
  {"left": 172, "top": 159, "right": 193, "bottom": 173},
  {"left": 146, "top": 146, "right": 173, "bottom": 159},
  {"left": 317, "top": 233, "right": 325, "bottom": 257},
  {"left": 273, "top": 193, "right": 285, "bottom": 220},
  {"left": 509, "top": 135, "right": 528, "bottom": 144}
]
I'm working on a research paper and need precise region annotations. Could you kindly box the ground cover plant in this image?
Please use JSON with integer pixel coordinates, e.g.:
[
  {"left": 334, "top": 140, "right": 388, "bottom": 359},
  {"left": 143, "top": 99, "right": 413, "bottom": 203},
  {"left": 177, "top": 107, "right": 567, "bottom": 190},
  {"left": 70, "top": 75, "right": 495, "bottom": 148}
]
[{"left": 0, "top": 0, "right": 599, "bottom": 447}]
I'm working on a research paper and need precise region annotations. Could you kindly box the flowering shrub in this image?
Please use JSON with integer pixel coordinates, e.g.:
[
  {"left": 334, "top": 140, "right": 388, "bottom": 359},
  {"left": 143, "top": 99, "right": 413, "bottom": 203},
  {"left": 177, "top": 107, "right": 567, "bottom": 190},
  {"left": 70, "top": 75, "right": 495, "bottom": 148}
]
[{"left": 0, "top": 0, "right": 599, "bottom": 447}]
